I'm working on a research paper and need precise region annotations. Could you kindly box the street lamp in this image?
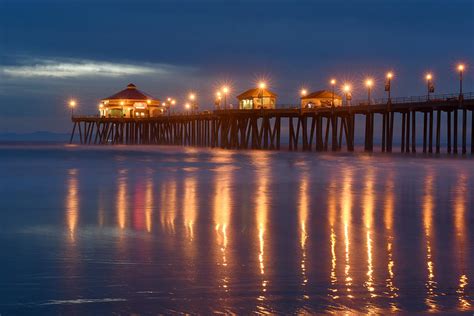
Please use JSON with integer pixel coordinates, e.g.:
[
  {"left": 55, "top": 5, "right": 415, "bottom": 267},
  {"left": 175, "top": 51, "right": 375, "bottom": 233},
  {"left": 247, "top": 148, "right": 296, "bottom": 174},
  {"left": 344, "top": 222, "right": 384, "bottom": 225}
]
[
  {"left": 215, "top": 91, "right": 222, "bottom": 109},
  {"left": 185, "top": 102, "right": 191, "bottom": 114},
  {"left": 365, "top": 79, "right": 373, "bottom": 105},
  {"left": 68, "top": 99, "right": 76, "bottom": 117},
  {"left": 300, "top": 88, "right": 308, "bottom": 108},
  {"left": 458, "top": 64, "right": 465, "bottom": 99},
  {"left": 343, "top": 84, "right": 351, "bottom": 106},
  {"left": 258, "top": 82, "right": 266, "bottom": 109},
  {"left": 164, "top": 98, "right": 176, "bottom": 116},
  {"left": 330, "top": 79, "right": 336, "bottom": 107},
  {"left": 385, "top": 72, "right": 393, "bottom": 102},
  {"left": 222, "top": 86, "right": 229, "bottom": 109},
  {"left": 426, "top": 73, "right": 434, "bottom": 100},
  {"left": 188, "top": 93, "right": 197, "bottom": 113}
]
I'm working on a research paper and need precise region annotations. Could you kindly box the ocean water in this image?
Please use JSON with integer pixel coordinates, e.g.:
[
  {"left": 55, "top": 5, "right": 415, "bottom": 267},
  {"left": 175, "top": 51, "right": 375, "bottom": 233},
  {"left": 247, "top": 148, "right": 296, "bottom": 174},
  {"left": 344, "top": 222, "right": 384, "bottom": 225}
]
[{"left": 0, "top": 144, "right": 472, "bottom": 314}]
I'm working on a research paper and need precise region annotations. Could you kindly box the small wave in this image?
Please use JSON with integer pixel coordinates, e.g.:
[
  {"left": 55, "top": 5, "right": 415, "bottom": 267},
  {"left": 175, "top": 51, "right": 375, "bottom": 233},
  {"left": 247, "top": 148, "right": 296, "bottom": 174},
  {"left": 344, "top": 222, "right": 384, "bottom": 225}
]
[{"left": 42, "top": 298, "right": 126, "bottom": 305}]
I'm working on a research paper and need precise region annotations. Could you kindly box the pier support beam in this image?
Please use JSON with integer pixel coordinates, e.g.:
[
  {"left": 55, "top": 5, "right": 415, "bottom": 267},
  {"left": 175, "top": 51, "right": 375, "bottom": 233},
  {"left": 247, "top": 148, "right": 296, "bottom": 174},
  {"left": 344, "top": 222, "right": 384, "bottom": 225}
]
[
  {"left": 401, "top": 113, "right": 406, "bottom": 153},
  {"left": 447, "top": 111, "right": 452, "bottom": 154},
  {"left": 462, "top": 109, "right": 467, "bottom": 154},
  {"left": 454, "top": 109, "right": 458, "bottom": 154}
]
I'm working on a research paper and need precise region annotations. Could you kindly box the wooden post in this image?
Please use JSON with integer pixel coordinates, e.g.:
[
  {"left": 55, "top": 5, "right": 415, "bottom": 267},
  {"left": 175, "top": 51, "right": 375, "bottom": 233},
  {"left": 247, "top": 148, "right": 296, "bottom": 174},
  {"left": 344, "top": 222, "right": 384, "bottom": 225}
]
[
  {"left": 381, "top": 113, "right": 386, "bottom": 152},
  {"left": 429, "top": 111, "right": 433, "bottom": 153},
  {"left": 301, "top": 116, "right": 308, "bottom": 151},
  {"left": 412, "top": 111, "right": 417, "bottom": 153},
  {"left": 462, "top": 109, "right": 467, "bottom": 154},
  {"left": 436, "top": 110, "right": 441, "bottom": 153},
  {"left": 69, "top": 122, "right": 77, "bottom": 144},
  {"left": 371, "top": 113, "right": 375, "bottom": 151},
  {"left": 331, "top": 115, "right": 338, "bottom": 151},
  {"left": 317, "top": 116, "right": 323, "bottom": 151},
  {"left": 389, "top": 111, "right": 394, "bottom": 152},
  {"left": 453, "top": 109, "right": 458, "bottom": 154},
  {"left": 289, "top": 117, "right": 294, "bottom": 151},
  {"left": 276, "top": 117, "right": 281, "bottom": 150},
  {"left": 423, "top": 112, "right": 428, "bottom": 153},
  {"left": 401, "top": 113, "right": 406, "bottom": 153},
  {"left": 447, "top": 111, "right": 452, "bottom": 153},
  {"left": 324, "top": 117, "right": 330, "bottom": 151},
  {"left": 364, "top": 113, "right": 369, "bottom": 151},
  {"left": 406, "top": 111, "right": 411, "bottom": 153},
  {"left": 471, "top": 110, "right": 474, "bottom": 154}
]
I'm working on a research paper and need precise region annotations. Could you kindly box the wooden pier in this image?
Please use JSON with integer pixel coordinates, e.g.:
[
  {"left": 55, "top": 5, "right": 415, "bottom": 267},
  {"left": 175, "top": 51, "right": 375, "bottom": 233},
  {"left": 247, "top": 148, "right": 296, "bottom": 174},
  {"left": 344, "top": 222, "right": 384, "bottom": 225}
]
[{"left": 70, "top": 92, "right": 474, "bottom": 154}]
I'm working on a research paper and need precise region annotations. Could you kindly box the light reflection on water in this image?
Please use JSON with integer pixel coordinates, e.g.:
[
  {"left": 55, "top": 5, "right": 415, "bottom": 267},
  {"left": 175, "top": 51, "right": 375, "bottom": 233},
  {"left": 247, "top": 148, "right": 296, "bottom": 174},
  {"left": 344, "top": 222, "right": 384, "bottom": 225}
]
[
  {"left": 0, "top": 146, "right": 473, "bottom": 314},
  {"left": 423, "top": 170, "right": 438, "bottom": 312}
]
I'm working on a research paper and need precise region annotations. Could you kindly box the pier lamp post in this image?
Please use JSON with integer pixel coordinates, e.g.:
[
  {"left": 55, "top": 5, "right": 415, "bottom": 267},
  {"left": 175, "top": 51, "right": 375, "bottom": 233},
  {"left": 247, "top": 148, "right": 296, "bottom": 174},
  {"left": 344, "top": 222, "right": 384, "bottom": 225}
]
[
  {"left": 222, "top": 86, "right": 229, "bottom": 109},
  {"left": 258, "top": 82, "right": 266, "bottom": 109},
  {"left": 215, "top": 91, "right": 222, "bottom": 109},
  {"left": 69, "top": 100, "right": 76, "bottom": 117},
  {"left": 343, "top": 84, "right": 351, "bottom": 106},
  {"left": 185, "top": 102, "right": 191, "bottom": 115},
  {"left": 457, "top": 64, "right": 465, "bottom": 100},
  {"left": 365, "top": 79, "right": 373, "bottom": 105},
  {"left": 171, "top": 99, "right": 176, "bottom": 114},
  {"left": 162, "top": 102, "right": 169, "bottom": 116},
  {"left": 330, "top": 79, "right": 336, "bottom": 107},
  {"left": 189, "top": 93, "right": 196, "bottom": 113},
  {"left": 426, "top": 73, "right": 434, "bottom": 100},
  {"left": 300, "top": 88, "right": 307, "bottom": 108},
  {"left": 385, "top": 72, "right": 393, "bottom": 103}
]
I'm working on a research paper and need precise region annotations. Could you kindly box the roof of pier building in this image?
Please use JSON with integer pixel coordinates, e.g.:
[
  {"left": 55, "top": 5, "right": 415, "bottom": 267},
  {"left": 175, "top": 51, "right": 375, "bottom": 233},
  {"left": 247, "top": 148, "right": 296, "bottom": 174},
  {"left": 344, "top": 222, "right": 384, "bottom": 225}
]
[
  {"left": 301, "top": 90, "right": 342, "bottom": 100},
  {"left": 101, "top": 83, "right": 160, "bottom": 104},
  {"left": 236, "top": 88, "right": 277, "bottom": 100}
]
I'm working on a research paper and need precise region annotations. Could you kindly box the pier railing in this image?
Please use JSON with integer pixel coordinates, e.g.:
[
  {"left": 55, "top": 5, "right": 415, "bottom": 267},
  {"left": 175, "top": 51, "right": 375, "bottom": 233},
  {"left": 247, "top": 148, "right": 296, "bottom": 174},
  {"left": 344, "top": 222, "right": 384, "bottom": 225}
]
[
  {"left": 72, "top": 92, "right": 474, "bottom": 119},
  {"left": 277, "top": 92, "right": 473, "bottom": 109}
]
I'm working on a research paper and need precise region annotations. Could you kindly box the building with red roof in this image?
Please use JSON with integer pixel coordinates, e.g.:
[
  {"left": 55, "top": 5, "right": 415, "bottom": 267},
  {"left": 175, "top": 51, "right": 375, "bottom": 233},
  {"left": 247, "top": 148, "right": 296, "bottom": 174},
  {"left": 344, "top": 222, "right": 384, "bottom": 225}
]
[{"left": 100, "top": 83, "right": 165, "bottom": 118}]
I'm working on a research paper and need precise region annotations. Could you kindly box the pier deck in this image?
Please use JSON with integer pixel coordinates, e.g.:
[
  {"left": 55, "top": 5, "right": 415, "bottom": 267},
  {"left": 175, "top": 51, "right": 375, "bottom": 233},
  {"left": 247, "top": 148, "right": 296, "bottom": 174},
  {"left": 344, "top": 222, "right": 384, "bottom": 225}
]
[{"left": 70, "top": 92, "right": 474, "bottom": 154}]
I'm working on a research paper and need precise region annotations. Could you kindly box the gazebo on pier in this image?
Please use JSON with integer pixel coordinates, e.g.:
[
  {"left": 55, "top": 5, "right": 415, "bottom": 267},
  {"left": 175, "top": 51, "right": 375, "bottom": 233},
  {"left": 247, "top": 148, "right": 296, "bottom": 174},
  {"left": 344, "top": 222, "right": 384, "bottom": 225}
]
[
  {"left": 300, "top": 90, "right": 342, "bottom": 108},
  {"left": 100, "top": 83, "right": 164, "bottom": 118},
  {"left": 237, "top": 87, "right": 277, "bottom": 109}
]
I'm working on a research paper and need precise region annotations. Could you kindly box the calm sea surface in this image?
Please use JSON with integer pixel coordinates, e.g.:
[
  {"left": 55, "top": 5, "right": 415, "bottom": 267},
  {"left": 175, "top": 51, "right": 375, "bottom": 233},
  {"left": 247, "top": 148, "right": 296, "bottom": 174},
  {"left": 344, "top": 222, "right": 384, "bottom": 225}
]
[{"left": 0, "top": 144, "right": 473, "bottom": 314}]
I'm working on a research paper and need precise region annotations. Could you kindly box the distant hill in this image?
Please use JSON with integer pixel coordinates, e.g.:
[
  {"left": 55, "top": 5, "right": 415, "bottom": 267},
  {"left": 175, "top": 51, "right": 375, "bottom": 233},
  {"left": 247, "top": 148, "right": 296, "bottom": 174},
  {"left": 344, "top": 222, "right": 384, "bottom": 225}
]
[{"left": 0, "top": 131, "right": 69, "bottom": 142}]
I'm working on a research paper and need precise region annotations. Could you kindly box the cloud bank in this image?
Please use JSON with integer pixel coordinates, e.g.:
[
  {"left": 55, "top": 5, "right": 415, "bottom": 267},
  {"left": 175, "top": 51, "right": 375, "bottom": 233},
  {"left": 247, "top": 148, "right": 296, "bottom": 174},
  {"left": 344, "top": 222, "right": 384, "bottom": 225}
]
[{"left": 0, "top": 58, "right": 191, "bottom": 78}]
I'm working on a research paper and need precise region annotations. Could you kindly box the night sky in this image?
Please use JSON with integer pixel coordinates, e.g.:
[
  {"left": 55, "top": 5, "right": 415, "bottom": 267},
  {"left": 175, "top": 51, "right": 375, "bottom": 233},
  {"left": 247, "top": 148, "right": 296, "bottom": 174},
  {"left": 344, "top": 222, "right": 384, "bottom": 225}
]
[{"left": 1, "top": 0, "right": 473, "bottom": 133}]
